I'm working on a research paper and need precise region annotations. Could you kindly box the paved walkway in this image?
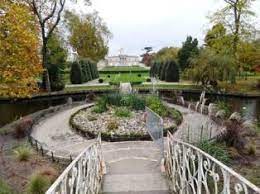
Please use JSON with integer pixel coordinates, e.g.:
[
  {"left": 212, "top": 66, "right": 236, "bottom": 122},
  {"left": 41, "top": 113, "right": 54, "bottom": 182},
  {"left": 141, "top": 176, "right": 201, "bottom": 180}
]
[
  {"left": 31, "top": 102, "right": 222, "bottom": 193},
  {"left": 31, "top": 104, "right": 96, "bottom": 158},
  {"left": 166, "top": 103, "right": 221, "bottom": 143}
]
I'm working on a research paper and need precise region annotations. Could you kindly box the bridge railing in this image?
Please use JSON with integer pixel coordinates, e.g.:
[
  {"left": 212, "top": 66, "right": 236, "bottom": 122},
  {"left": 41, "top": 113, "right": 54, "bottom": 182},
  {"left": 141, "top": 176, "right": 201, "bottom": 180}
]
[
  {"left": 45, "top": 134, "right": 104, "bottom": 194},
  {"left": 165, "top": 132, "right": 260, "bottom": 194}
]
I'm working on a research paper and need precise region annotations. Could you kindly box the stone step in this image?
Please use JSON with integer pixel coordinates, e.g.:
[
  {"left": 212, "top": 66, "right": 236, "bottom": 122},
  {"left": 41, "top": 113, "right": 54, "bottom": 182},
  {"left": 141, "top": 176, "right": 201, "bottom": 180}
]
[
  {"left": 102, "top": 173, "right": 169, "bottom": 194},
  {"left": 102, "top": 191, "right": 170, "bottom": 194},
  {"left": 102, "top": 141, "right": 160, "bottom": 152},
  {"left": 103, "top": 148, "right": 161, "bottom": 163}
]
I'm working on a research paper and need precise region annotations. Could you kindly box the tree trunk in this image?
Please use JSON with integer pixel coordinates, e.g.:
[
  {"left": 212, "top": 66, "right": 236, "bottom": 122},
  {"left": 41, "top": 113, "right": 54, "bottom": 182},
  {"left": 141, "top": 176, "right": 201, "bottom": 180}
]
[{"left": 42, "top": 39, "right": 51, "bottom": 92}]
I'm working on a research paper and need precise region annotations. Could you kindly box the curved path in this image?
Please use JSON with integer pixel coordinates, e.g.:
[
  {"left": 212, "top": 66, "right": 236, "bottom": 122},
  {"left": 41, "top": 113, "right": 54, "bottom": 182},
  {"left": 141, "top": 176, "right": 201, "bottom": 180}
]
[
  {"left": 31, "top": 102, "right": 222, "bottom": 193},
  {"left": 166, "top": 103, "right": 221, "bottom": 143}
]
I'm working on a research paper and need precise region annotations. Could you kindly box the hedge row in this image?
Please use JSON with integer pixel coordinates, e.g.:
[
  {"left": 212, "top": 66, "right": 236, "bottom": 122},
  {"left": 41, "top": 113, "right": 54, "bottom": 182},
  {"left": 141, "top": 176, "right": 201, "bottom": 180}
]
[
  {"left": 70, "top": 59, "right": 99, "bottom": 84},
  {"left": 150, "top": 60, "right": 180, "bottom": 82}
]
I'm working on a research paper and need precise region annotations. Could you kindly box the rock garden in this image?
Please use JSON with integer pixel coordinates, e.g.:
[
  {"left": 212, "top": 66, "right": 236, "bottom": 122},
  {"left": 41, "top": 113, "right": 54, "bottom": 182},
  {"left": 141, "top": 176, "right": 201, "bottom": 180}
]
[{"left": 70, "top": 93, "right": 183, "bottom": 141}]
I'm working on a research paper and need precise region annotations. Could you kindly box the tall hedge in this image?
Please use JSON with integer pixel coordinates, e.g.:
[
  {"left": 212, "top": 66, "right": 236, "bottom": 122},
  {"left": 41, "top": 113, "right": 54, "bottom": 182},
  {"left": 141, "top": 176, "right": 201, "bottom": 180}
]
[
  {"left": 165, "top": 60, "right": 180, "bottom": 82},
  {"left": 70, "top": 61, "right": 83, "bottom": 84},
  {"left": 160, "top": 61, "right": 167, "bottom": 81}
]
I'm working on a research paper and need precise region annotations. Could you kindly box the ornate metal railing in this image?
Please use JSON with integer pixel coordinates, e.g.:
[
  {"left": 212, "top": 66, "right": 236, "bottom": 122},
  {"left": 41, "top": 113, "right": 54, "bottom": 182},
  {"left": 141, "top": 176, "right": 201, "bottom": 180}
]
[
  {"left": 45, "top": 134, "right": 104, "bottom": 194},
  {"left": 145, "top": 106, "right": 164, "bottom": 158},
  {"left": 165, "top": 132, "right": 260, "bottom": 194}
]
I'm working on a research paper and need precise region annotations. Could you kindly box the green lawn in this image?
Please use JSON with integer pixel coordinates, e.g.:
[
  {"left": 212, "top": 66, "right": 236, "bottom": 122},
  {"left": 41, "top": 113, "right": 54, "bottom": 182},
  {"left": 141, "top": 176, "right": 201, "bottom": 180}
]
[
  {"left": 99, "top": 66, "right": 149, "bottom": 73},
  {"left": 64, "top": 85, "right": 117, "bottom": 92},
  {"left": 133, "top": 83, "right": 203, "bottom": 90},
  {"left": 100, "top": 73, "right": 149, "bottom": 84}
]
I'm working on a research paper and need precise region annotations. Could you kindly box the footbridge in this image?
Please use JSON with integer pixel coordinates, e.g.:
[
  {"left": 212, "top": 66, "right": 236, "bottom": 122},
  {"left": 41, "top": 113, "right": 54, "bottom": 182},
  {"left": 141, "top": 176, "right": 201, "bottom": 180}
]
[{"left": 41, "top": 105, "right": 260, "bottom": 194}]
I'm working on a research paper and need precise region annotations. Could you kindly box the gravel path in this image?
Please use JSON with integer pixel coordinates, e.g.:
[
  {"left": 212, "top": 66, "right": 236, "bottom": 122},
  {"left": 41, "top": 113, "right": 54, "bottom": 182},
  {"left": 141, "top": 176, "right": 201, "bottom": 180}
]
[{"left": 166, "top": 103, "right": 221, "bottom": 143}]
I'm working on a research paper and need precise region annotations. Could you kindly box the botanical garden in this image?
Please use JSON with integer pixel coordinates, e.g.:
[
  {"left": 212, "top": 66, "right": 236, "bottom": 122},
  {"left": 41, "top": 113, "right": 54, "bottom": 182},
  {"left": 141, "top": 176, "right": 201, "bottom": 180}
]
[{"left": 0, "top": 0, "right": 260, "bottom": 193}]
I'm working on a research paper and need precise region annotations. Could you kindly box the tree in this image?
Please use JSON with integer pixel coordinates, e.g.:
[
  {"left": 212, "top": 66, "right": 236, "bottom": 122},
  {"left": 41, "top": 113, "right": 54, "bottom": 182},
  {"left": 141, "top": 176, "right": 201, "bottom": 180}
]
[
  {"left": 70, "top": 61, "right": 83, "bottom": 84},
  {"left": 205, "top": 23, "right": 233, "bottom": 54},
  {"left": 210, "top": 0, "right": 256, "bottom": 56},
  {"left": 177, "top": 36, "right": 199, "bottom": 71},
  {"left": 165, "top": 60, "right": 180, "bottom": 82},
  {"left": 160, "top": 61, "right": 167, "bottom": 81},
  {"left": 0, "top": 1, "right": 42, "bottom": 97},
  {"left": 153, "top": 47, "right": 179, "bottom": 62},
  {"left": 187, "top": 49, "right": 236, "bottom": 85},
  {"left": 26, "top": 0, "right": 90, "bottom": 92},
  {"left": 46, "top": 33, "right": 67, "bottom": 91},
  {"left": 65, "top": 11, "right": 111, "bottom": 62}
]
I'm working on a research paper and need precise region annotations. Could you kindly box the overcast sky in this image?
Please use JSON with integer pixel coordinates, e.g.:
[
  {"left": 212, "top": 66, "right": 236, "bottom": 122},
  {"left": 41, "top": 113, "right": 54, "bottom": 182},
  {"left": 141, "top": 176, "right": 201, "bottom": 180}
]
[{"left": 69, "top": 0, "right": 260, "bottom": 56}]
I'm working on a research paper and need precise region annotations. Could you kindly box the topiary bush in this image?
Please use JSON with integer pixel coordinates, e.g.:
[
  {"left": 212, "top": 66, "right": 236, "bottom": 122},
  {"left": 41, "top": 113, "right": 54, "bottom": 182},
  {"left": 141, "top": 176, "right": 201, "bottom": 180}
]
[
  {"left": 98, "top": 78, "right": 104, "bottom": 83},
  {"left": 146, "top": 78, "right": 151, "bottom": 82},
  {"left": 165, "top": 60, "right": 180, "bottom": 82},
  {"left": 70, "top": 61, "right": 83, "bottom": 84}
]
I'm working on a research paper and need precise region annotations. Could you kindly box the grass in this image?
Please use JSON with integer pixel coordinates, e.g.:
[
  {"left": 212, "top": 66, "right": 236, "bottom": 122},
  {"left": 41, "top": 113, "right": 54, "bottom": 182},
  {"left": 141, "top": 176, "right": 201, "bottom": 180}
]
[
  {"left": 218, "top": 73, "right": 260, "bottom": 95},
  {"left": 100, "top": 73, "right": 149, "bottom": 84},
  {"left": 133, "top": 83, "right": 203, "bottom": 90},
  {"left": 198, "top": 140, "right": 231, "bottom": 164},
  {"left": 27, "top": 173, "right": 51, "bottom": 194},
  {"left": 14, "top": 145, "right": 32, "bottom": 161},
  {"left": 0, "top": 179, "right": 14, "bottom": 194},
  {"left": 64, "top": 85, "right": 116, "bottom": 92},
  {"left": 99, "top": 66, "right": 149, "bottom": 73}
]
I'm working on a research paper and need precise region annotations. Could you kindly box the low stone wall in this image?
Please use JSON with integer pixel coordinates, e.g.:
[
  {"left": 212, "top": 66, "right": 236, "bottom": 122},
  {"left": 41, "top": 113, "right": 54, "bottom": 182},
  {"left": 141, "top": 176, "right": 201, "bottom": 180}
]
[{"left": 1, "top": 101, "right": 88, "bottom": 163}]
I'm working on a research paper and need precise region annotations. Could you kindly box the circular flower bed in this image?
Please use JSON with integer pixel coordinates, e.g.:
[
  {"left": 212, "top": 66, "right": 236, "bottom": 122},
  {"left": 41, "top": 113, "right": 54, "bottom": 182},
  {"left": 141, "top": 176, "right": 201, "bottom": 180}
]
[{"left": 70, "top": 106, "right": 178, "bottom": 142}]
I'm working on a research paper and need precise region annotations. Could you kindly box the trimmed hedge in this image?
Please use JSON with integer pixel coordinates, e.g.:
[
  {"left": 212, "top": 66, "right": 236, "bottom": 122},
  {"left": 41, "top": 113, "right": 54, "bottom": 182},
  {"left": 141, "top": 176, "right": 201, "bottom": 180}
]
[{"left": 70, "top": 59, "right": 99, "bottom": 84}]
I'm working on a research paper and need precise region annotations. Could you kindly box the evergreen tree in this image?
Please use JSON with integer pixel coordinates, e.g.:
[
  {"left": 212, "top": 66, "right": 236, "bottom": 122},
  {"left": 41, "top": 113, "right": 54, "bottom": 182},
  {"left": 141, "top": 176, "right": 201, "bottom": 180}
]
[
  {"left": 160, "top": 61, "right": 167, "bottom": 81},
  {"left": 46, "top": 33, "right": 67, "bottom": 91},
  {"left": 70, "top": 61, "right": 83, "bottom": 84},
  {"left": 177, "top": 36, "right": 199, "bottom": 71},
  {"left": 165, "top": 60, "right": 180, "bottom": 82}
]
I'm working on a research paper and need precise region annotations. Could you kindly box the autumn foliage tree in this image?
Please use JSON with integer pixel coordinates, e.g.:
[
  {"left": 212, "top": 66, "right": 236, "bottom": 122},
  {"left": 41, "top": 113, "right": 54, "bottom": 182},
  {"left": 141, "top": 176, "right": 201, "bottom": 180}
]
[{"left": 0, "top": 1, "right": 42, "bottom": 97}]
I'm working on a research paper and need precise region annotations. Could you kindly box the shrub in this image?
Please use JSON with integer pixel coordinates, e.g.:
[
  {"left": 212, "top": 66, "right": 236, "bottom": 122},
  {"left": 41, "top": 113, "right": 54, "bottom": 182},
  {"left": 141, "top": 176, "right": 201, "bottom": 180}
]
[
  {"left": 106, "top": 119, "right": 119, "bottom": 131},
  {"left": 14, "top": 117, "right": 33, "bottom": 138},
  {"left": 50, "top": 80, "right": 65, "bottom": 91},
  {"left": 70, "top": 61, "right": 83, "bottom": 84},
  {"left": 145, "top": 96, "right": 168, "bottom": 117},
  {"left": 98, "top": 78, "right": 104, "bottom": 83},
  {"left": 138, "top": 74, "right": 141, "bottom": 77},
  {"left": 14, "top": 145, "right": 32, "bottom": 161},
  {"left": 119, "top": 94, "right": 145, "bottom": 110},
  {"left": 131, "top": 96, "right": 146, "bottom": 110},
  {"left": 27, "top": 173, "right": 51, "bottom": 194},
  {"left": 146, "top": 78, "right": 151, "bottom": 82},
  {"left": 115, "top": 107, "right": 131, "bottom": 117},
  {"left": 198, "top": 140, "right": 230, "bottom": 164},
  {"left": 38, "top": 167, "right": 58, "bottom": 183},
  {"left": 107, "top": 75, "right": 111, "bottom": 78},
  {"left": 92, "top": 98, "right": 108, "bottom": 113},
  {"left": 106, "top": 93, "right": 123, "bottom": 106},
  {"left": 218, "top": 120, "right": 246, "bottom": 149},
  {"left": 168, "top": 108, "right": 183, "bottom": 125}
]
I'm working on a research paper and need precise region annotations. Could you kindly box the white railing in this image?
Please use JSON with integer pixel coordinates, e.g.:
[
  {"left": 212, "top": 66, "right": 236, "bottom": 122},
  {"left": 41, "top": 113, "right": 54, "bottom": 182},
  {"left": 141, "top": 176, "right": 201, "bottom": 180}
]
[
  {"left": 46, "top": 135, "right": 104, "bottom": 194},
  {"left": 165, "top": 132, "right": 260, "bottom": 194}
]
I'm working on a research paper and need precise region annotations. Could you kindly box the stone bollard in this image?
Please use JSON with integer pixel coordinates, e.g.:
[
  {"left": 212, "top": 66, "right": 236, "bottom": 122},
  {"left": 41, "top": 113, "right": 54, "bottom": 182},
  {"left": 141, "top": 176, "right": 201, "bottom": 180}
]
[{"left": 67, "top": 97, "right": 73, "bottom": 105}]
